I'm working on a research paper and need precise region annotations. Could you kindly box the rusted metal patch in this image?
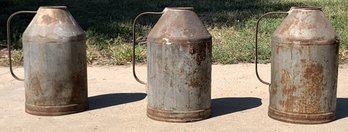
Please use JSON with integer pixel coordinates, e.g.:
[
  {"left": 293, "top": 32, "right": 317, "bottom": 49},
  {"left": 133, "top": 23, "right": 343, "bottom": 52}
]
[
  {"left": 25, "top": 102, "right": 88, "bottom": 116},
  {"left": 147, "top": 106, "right": 211, "bottom": 123},
  {"left": 268, "top": 107, "right": 335, "bottom": 124}
]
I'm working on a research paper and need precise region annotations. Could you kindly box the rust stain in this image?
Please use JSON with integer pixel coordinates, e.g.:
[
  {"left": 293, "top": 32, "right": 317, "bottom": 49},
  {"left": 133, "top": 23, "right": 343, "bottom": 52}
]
[
  {"left": 306, "top": 23, "right": 317, "bottom": 30},
  {"left": 188, "top": 69, "right": 200, "bottom": 88},
  {"left": 147, "top": 105, "right": 211, "bottom": 122},
  {"left": 188, "top": 78, "right": 200, "bottom": 88},
  {"left": 280, "top": 69, "right": 298, "bottom": 112},
  {"left": 39, "top": 15, "right": 56, "bottom": 25},
  {"left": 71, "top": 70, "right": 87, "bottom": 103},
  {"left": 187, "top": 66, "right": 210, "bottom": 88},
  {"left": 189, "top": 46, "right": 195, "bottom": 54},
  {"left": 31, "top": 76, "right": 42, "bottom": 97},
  {"left": 36, "top": 8, "right": 69, "bottom": 25},
  {"left": 281, "top": 70, "right": 290, "bottom": 94},
  {"left": 278, "top": 18, "right": 295, "bottom": 34},
  {"left": 194, "top": 42, "right": 208, "bottom": 65},
  {"left": 271, "top": 80, "right": 278, "bottom": 96},
  {"left": 276, "top": 45, "right": 281, "bottom": 54},
  {"left": 29, "top": 76, "right": 43, "bottom": 105},
  {"left": 51, "top": 79, "right": 66, "bottom": 105},
  {"left": 283, "top": 85, "right": 298, "bottom": 113},
  {"left": 299, "top": 62, "right": 324, "bottom": 113},
  {"left": 179, "top": 41, "right": 211, "bottom": 66},
  {"left": 280, "top": 61, "right": 324, "bottom": 113}
]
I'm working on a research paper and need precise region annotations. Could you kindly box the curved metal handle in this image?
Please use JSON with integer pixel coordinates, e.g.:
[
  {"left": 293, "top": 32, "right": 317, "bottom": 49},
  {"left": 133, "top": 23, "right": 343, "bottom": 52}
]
[
  {"left": 7, "top": 11, "right": 37, "bottom": 81},
  {"left": 132, "top": 11, "right": 163, "bottom": 85},
  {"left": 255, "top": 12, "right": 288, "bottom": 86}
]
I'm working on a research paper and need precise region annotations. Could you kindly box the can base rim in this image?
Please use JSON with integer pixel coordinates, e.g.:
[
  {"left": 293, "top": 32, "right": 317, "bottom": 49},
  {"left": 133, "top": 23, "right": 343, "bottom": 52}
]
[
  {"left": 268, "top": 107, "right": 335, "bottom": 124},
  {"left": 25, "top": 101, "right": 88, "bottom": 116},
  {"left": 147, "top": 106, "right": 211, "bottom": 123}
]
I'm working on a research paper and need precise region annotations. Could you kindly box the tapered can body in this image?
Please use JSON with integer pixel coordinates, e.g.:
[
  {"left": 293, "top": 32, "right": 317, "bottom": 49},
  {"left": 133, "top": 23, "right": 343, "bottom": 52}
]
[
  {"left": 269, "top": 7, "right": 339, "bottom": 124},
  {"left": 22, "top": 6, "right": 88, "bottom": 115},
  {"left": 146, "top": 8, "right": 212, "bottom": 122}
]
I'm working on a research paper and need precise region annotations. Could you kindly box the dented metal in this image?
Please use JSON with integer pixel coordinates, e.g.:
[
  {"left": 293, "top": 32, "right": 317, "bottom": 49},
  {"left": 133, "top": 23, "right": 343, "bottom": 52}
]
[
  {"left": 8, "top": 6, "right": 88, "bottom": 116},
  {"left": 133, "top": 7, "right": 212, "bottom": 122},
  {"left": 256, "top": 7, "right": 339, "bottom": 124}
]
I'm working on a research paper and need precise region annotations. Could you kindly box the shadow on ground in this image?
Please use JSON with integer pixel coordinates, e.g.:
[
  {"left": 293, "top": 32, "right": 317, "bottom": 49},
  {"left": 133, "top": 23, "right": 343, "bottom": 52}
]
[
  {"left": 336, "top": 98, "right": 348, "bottom": 120},
  {"left": 88, "top": 93, "right": 146, "bottom": 111},
  {"left": 211, "top": 97, "right": 262, "bottom": 117}
]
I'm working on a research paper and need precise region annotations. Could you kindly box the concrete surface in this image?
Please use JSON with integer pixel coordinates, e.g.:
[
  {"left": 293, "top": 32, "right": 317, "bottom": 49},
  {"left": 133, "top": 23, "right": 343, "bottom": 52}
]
[{"left": 0, "top": 64, "right": 347, "bottom": 131}]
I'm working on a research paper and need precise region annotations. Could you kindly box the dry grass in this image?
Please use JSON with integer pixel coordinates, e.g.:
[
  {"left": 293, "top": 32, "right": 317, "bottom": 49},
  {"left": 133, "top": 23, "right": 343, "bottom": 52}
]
[{"left": 0, "top": 0, "right": 347, "bottom": 65}]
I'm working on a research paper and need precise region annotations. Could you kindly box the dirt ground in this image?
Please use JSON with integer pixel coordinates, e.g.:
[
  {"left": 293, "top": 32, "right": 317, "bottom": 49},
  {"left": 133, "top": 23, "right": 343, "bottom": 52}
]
[{"left": 0, "top": 64, "right": 347, "bottom": 131}]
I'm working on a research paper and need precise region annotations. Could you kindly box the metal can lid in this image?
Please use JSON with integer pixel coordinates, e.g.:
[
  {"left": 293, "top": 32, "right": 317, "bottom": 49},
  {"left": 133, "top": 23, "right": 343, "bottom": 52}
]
[
  {"left": 290, "top": 6, "right": 322, "bottom": 11},
  {"left": 39, "top": 6, "right": 67, "bottom": 9},
  {"left": 163, "top": 7, "right": 194, "bottom": 12}
]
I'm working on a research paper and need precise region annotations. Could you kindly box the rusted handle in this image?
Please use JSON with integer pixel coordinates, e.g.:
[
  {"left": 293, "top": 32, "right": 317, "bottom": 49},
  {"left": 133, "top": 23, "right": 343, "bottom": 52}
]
[
  {"left": 132, "top": 11, "right": 163, "bottom": 85},
  {"left": 7, "top": 11, "right": 37, "bottom": 81},
  {"left": 255, "top": 12, "right": 288, "bottom": 86}
]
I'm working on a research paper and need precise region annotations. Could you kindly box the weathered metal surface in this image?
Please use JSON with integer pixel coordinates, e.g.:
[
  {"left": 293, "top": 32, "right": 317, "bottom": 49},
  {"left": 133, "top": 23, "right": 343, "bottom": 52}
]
[
  {"left": 22, "top": 6, "right": 88, "bottom": 116},
  {"left": 268, "top": 7, "right": 339, "bottom": 124},
  {"left": 146, "top": 7, "right": 212, "bottom": 122}
]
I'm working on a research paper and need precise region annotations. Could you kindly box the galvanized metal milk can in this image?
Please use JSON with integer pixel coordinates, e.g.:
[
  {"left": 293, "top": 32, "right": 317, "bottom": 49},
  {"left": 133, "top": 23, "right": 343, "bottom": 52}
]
[
  {"left": 132, "top": 7, "right": 212, "bottom": 122},
  {"left": 255, "top": 7, "right": 339, "bottom": 124},
  {"left": 7, "top": 6, "right": 88, "bottom": 115}
]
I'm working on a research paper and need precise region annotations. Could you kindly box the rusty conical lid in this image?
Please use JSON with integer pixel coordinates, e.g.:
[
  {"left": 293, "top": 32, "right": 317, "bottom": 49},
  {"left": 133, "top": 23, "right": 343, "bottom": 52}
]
[
  {"left": 147, "top": 7, "right": 211, "bottom": 44},
  {"left": 23, "top": 6, "right": 85, "bottom": 43},
  {"left": 272, "top": 7, "right": 338, "bottom": 45}
]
